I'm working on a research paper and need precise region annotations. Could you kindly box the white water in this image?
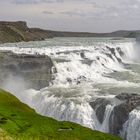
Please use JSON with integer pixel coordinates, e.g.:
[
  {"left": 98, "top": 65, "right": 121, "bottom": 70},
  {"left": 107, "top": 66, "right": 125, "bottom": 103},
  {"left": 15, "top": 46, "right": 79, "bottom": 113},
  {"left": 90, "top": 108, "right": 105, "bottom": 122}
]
[
  {"left": 121, "top": 109, "right": 140, "bottom": 140},
  {"left": 0, "top": 37, "right": 140, "bottom": 140}
]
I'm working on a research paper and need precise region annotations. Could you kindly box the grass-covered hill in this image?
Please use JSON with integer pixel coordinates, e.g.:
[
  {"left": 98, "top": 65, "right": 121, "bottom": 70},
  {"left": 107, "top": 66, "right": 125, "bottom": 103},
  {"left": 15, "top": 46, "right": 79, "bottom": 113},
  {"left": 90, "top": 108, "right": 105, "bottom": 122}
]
[
  {"left": 0, "top": 89, "right": 123, "bottom": 140},
  {"left": 0, "top": 21, "right": 53, "bottom": 43}
]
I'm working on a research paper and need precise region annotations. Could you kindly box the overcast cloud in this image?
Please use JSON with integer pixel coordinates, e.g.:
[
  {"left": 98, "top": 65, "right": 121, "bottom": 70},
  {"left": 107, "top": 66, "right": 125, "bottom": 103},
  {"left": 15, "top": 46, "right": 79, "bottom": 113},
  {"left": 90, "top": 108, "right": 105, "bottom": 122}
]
[{"left": 0, "top": 0, "right": 140, "bottom": 32}]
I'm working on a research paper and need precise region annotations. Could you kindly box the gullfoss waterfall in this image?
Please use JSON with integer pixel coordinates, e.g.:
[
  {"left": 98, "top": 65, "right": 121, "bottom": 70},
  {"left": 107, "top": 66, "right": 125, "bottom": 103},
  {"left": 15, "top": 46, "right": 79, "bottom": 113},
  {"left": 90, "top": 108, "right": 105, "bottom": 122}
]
[{"left": 0, "top": 37, "right": 140, "bottom": 140}]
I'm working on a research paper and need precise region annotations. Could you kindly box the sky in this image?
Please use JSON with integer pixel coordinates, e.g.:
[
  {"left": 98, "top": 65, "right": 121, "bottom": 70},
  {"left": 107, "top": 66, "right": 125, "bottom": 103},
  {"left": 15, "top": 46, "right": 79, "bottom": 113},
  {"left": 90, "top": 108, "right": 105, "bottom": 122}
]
[{"left": 0, "top": 0, "right": 140, "bottom": 32}]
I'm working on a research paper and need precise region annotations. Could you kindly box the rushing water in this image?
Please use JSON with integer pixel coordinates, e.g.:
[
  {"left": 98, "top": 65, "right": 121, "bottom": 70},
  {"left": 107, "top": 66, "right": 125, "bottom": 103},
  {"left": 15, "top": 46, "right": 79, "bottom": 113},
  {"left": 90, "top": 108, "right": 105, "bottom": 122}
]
[{"left": 0, "top": 37, "right": 140, "bottom": 140}]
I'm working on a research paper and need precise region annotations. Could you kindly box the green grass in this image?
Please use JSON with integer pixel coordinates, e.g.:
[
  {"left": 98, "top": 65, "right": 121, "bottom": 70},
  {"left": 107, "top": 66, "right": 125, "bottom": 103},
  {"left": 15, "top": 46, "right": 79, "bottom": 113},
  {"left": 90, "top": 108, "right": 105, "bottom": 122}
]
[
  {"left": 0, "top": 26, "right": 25, "bottom": 43},
  {"left": 0, "top": 89, "right": 123, "bottom": 140}
]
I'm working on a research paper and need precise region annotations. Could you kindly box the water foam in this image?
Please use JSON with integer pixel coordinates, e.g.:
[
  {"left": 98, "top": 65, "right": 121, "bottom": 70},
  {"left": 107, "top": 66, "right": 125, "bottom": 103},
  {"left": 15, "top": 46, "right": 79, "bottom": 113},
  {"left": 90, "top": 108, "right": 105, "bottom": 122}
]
[{"left": 121, "top": 109, "right": 140, "bottom": 140}]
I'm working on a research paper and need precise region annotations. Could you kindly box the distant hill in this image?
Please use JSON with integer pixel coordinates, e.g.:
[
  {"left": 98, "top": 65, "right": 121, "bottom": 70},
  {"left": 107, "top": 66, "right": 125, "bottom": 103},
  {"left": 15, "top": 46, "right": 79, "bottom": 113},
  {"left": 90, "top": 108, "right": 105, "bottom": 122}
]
[
  {"left": 0, "top": 21, "right": 140, "bottom": 43},
  {"left": 0, "top": 21, "right": 53, "bottom": 43}
]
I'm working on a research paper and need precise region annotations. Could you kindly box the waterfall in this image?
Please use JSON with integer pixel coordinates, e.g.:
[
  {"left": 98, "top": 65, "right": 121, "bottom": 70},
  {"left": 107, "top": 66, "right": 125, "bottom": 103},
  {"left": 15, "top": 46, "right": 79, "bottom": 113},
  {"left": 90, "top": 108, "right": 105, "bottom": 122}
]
[
  {"left": 121, "top": 109, "right": 140, "bottom": 140},
  {"left": 0, "top": 38, "right": 140, "bottom": 140}
]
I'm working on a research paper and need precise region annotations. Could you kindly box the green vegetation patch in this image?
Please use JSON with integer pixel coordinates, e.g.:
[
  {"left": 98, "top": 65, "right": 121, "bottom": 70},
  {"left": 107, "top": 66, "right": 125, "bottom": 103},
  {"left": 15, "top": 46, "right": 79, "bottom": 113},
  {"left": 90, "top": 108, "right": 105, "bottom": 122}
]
[
  {"left": 0, "top": 89, "right": 123, "bottom": 140},
  {"left": 0, "top": 25, "right": 25, "bottom": 43}
]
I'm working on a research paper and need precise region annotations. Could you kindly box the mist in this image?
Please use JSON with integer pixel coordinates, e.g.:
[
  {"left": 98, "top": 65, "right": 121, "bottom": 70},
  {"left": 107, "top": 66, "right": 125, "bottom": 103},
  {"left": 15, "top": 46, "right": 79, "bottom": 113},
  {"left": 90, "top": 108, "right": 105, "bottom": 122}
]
[
  {"left": 1, "top": 74, "right": 29, "bottom": 97},
  {"left": 134, "top": 38, "right": 140, "bottom": 60}
]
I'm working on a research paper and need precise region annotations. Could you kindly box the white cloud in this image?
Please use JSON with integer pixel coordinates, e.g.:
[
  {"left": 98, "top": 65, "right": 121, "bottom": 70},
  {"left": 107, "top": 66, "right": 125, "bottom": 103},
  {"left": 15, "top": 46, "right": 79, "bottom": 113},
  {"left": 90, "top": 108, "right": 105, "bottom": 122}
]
[
  {"left": 0, "top": 0, "right": 140, "bottom": 32},
  {"left": 12, "top": 0, "right": 64, "bottom": 4}
]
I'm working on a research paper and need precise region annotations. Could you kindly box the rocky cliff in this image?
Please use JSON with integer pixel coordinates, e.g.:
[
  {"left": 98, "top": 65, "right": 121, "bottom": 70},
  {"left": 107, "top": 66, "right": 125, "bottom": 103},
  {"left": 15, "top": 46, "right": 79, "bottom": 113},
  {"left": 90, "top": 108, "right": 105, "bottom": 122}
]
[
  {"left": 0, "top": 51, "right": 56, "bottom": 89},
  {"left": 90, "top": 93, "right": 140, "bottom": 137},
  {"left": 0, "top": 21, "right": 53, "bottom": 43}
]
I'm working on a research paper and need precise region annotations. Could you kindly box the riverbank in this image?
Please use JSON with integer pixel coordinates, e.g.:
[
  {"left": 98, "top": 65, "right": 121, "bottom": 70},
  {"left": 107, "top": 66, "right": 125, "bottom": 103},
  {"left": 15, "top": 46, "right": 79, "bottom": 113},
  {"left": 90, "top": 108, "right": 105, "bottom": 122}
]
[{"left": 0, "top": 89, "right": 122, "bottom": 140}]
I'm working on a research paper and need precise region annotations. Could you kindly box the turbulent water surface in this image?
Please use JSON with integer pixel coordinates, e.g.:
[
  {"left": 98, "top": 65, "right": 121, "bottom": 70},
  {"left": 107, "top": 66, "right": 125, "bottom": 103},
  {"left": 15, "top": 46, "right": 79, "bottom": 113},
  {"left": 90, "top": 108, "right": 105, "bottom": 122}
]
[{"left": 0, "top": 37, "right": 140, "bottom": 140}]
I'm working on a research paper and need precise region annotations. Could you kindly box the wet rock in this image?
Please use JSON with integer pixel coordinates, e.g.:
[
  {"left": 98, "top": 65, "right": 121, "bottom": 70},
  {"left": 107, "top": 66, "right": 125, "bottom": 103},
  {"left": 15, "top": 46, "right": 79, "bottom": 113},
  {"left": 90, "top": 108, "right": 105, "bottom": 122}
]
[
  {"left": 109, "top": 93, "right": 140, "bottom": 135},
  {"left": 109, "top": 103, "right": 131, "bottom": 135},
  {"left": 115, "top": 93, "right": 140, "bottom": 108},
  {"left": 80, "top": 52, "right": 85, "bottom": 59},
  {"left": 90, "top": 98, "right": 111, "bottom": 123},
  {"left": 66, "top": 78, "right": 72, "bottom": 83},
  {"left": 89, "top": 93, "right": 140, "bottom": 137},
  {"left": 106, "top": 46, "right": 123, "bottom": 63},
  {"left": 81, "top": 59, "right": 93, "bottom": 66},
  {"left": 104, "top": 53, "right": 115, "bottom": 61},
  {"left": 0, "top": 51, "right": 56, "bottom": 89},
  {"left": 116, "top": 47, "right": 124, "bottom": 57}
]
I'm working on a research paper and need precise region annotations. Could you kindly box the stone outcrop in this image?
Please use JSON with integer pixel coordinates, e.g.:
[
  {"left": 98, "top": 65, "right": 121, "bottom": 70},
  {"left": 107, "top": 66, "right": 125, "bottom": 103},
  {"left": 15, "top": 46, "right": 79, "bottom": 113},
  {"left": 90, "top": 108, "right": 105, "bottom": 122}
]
[
  {"left": 0, "top": 21, "right": 53, "bottom": 43},
  {"left": 90, "top": 98, "right": 111, "bottom": 123},
  {"left": 89, "top": 93, "right": 140, "bottom": 136},
  {"left": 0, "top": 51, "right": 56, "bottom": 89},
  {"left": 109, "top": 93, "right": 140, "bottom": 135}
]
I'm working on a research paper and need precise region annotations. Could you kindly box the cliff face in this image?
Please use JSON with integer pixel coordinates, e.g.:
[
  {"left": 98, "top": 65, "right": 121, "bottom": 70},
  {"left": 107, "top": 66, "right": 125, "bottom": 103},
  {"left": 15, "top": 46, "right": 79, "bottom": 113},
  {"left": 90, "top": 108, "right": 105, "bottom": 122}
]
[
  {"left": 0, "top": 21, "right": 53, "bottom": 43},
  {"left": 0, "top": 21, "right": 140, "bottom": 43},
  {"left": 0, "top": 21, "right": 28, "bottom": 31},
  {"left": 0, "top": 21, "right": 26, "bottom": 43},
  {"left": 0, "top": 51, "right": 56, "bottom": 89}
]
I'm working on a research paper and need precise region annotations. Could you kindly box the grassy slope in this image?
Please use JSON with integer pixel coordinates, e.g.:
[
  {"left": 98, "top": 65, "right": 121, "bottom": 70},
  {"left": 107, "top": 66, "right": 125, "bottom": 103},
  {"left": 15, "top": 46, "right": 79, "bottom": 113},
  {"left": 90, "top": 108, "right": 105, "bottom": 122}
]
[{"left": 0, "top": 89, "right": 123, "bottom": 140}]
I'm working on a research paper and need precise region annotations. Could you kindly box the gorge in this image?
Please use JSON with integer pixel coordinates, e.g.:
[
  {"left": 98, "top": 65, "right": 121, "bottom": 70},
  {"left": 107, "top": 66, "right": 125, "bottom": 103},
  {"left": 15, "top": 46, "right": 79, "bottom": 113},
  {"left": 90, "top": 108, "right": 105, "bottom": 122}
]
[{"left": 0, "top": 37, "right": 140, "bottom": 140}]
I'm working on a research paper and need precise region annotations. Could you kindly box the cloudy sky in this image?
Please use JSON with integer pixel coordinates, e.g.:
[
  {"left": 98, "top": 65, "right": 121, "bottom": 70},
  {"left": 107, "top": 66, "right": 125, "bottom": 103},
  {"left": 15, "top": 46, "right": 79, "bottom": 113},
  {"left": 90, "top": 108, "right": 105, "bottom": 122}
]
[{"left": 0, "top": 0, "right": 140, "bottom": 32}]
